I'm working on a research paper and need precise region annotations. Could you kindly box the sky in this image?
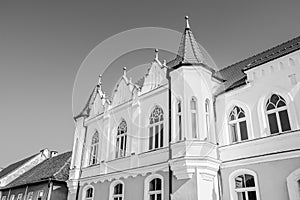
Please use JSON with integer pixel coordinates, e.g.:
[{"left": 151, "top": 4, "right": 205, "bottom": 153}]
[{"left": 1, "top": 0, "right": 300, "bottom": 167}]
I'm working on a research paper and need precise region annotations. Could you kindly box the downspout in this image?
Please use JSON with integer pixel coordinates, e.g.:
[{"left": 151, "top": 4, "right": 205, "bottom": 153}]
[
  {"left": 75, "top": 119, "right": 88, "bottom": 200},
  {"left": 47, "top": 179, "right": 53, "bottom": 200},
  {"left": 167, "top": 68, "right": 173, "bottom": 200},
  {"left": 213, "top": 95, "right": 223, "bottom": 200}
]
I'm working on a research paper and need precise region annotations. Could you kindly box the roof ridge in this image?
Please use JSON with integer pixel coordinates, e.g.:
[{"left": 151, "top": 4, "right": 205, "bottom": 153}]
[{"left": 218, "top": 35, "right": 300, "bottom": 72}]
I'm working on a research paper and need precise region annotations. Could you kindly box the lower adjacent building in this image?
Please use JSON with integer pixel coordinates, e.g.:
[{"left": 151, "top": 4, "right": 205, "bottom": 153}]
[
  {"left": 67, "top": 16, "right": 300, "bottom": 200},
  {"left": 0, "top": 151, "right": 71, "bottom": 200}
]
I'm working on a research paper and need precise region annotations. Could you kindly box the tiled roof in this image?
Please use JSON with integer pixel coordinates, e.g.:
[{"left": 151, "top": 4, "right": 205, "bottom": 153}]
[
  {"left": 0, "top": 154, "right": 38, "bottom": 179},
  {"left": 3, "top": 151, "right": 72, "bottom": 189},
  {"left": 214, "top": 35, "right": 300, "bottom": 92}
]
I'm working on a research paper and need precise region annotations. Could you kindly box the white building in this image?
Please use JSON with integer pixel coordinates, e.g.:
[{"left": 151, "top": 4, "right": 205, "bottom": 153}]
[{"left": 67, "top": 17, "right": 300, "bottom": 200}]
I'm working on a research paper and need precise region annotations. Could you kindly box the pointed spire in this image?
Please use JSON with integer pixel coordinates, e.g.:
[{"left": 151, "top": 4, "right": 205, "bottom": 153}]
[
  {"left": 123, "top": 67, "right": 127, "bottom": 76},
  {"left": 97, "top": 74, "right": 102, "bottom": 88},
  {"left": 155, "top": 49, "right": 159, "bottom": 60},
  {"left": 185, "top": 16, "right": 190, "bottom": 30},
  {"left": 168, "top": 16, "right": 205, "bottom": 67}
]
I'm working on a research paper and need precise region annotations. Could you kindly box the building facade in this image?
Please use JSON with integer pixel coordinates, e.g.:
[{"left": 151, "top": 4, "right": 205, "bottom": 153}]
[
  {"left": 0, "top": 151, "right": 71, "bottom": 200},
  {"left": 67, "top": 17, "right": 300, "bottom": 200}
]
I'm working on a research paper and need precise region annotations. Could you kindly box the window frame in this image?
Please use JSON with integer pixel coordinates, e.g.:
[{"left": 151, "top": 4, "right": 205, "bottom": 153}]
[
  {"left": 148, "top": 106, "right": 164, "bottom": 150},
  {"left": 229, "top": 169, "right": 260, "bottom": 200},
  {"left": 115, "top": 120, "right": 128, "bottom": 158},
  {"left": 83, "top": 185, "right": 94, "bottom": 200},
  {"left": 205, "top": 98, "right": 210, "bottom": 140},
  {"left": 265, "top": 94, "right": 291, "bottom": 134},
  {"left": 287, "top": 168, "right": 300, "bottom": 200},
  {"left": 176, "top": 100, "right": 183, "bottom": 141},
  {"left": 16, "top": 194, "right": 22, "bottom": 200},
  {"left": 89, "top": 131, "right": 99, "bottom": 166},
  {"left": 228, "top": 106, "right": 249, "bottom": 143},
  {"left": 144, "top": 174, "right": 164, "bottom": 200},
  {"left": 27, "top": 192, "right": 33, "bottom": 200},
  {"left": 190, "top": 97, "right": 199, "bottom": 139},
  {"left": 109, "top": 180, "right": 125, "bottom": 200},
  {"left": 36, "top": 190, "right": 43, "bottom": 200}
]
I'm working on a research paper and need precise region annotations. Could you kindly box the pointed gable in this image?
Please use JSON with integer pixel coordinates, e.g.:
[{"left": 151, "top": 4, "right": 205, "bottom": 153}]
[
  {"left": 140, "top": 58, "right": 167, "bottom": 94},
  {"left": 111, "top": 68, "right": 134, "bottom": 107}
]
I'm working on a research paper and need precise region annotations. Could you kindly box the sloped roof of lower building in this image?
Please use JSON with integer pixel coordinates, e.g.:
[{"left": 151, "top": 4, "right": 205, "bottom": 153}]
[
  {"left": 0, "top": 154, "right": 38, "bottom": 179},
  {"left": 214, "top": 35, "right": 300, "bottom": 92},
  {"left": 3, "top": 151, "right": 72, "bottom": 189}
]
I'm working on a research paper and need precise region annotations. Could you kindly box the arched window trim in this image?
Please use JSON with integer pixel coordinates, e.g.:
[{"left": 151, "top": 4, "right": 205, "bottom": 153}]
[
  {"left": 89, "top": 131, "right": 99, "bottom": 166},
  {"left": 265, "top": 93, "right": 291, "bottom": 134},
  {"left": 287, "top": 168, "right": 300, "bottom": 200},
  {"left": 205, "top": 98, "right": 210, "bottom": 140},
  {"left": 115, "top": 119, "right": 128, "bottom": 158},
  {"left": 144, "top": 174, "right": 164, "bottom": 200},
  {"left": 82, "top": 185, "right": 94, "bottom": 200},
  {"left": 109, "top": 180, "right": 125, "bottom": 200},
  {"left": 148, "top": 105, "right": 164, "bottom": 150},
  {"left": 228, "top": 106, "right": 248, "bottom": 143},
  {"left": 229, "top": 169, "right": 260, "bottom": 200},
  {"left": 190, "top": 97, "right": 199, "bottom": 139}
]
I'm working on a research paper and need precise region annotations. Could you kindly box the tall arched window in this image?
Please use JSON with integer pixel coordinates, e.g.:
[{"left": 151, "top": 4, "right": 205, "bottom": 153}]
[
  {"left": 229, "top": 106, "right": 248, "bottom": 143},
  {"left": 149, "top": 106, "right": 164, "bottom": 150},
  {"left": 205, "top": 99, "right": 210, "bottom": 139},
  {"left": 190, "top": 97, "right": 198, "bottom": 138},
  {"left": 85, "top": 187, "right": 94, "bottom": 200},
  {"left": 115, "top": 120, "right": 127, "bottom": 158},
  {"left": 89, "top": 132, "right": 99, "bottom": 165},
  {"left": 112, "top": 183, "right": 124, "bottom": 200},
  {"left": 266, "top": 94, "right": 291, "bottom": 134},
  {"left": 177, "top": 100, "right": 182, "bottom": 141}
]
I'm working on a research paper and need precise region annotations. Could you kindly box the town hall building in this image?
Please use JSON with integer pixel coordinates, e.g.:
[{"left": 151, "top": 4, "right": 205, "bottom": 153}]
[{"left": 67, "top": 17, "right": 300, "bottom": 200}]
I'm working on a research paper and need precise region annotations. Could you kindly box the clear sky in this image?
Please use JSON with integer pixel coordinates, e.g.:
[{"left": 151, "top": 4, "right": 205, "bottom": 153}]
[{"left": 1, "top": 0, "right": 300, "bottom": 167}]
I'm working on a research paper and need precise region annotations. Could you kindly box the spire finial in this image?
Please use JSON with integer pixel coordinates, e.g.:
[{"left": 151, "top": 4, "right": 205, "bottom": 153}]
[
  {"left": 185, "top": 16, "right": 190, "bottom": 29},
  {"left": 97, "top": 74, "right": 102, "bottom": 88},
  {"left": 155, "top": 49, "right": 159, "bottom": 60},
  {"left": 123, "top": 67, "right": 127, "bottom": 76}
]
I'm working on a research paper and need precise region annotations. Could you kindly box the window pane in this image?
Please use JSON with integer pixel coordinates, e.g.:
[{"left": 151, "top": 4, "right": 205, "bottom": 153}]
[
  {"left": 178, "top": 115, "right": 182, "bottom": 140},
  {"left": 160, "top": 124, "right": 164, "bottom": 147},
  {"left": 277, "top": 100, "right": 286, "bottom": 108},
  {"left": 150, "top": 194, "right": 155, "bottom": 200},
  {"left": 270, "top": 94, "right": 279, "bottom": 104},
  {"left": 235, "top": 175, "right": 245, "bottom": 188},
  {"left": 156, "top": 178, "right": 162, "bottom": 190},
  {"left": 245, "top": 174, "right": 255, "bottom": 187},
  {"left": 191, "top": 99, "right": 196, "bottom": 110},
  {"left": 237, "top": 192, "right": 246, "bottom": 200},
  {"left": 178, "top": 102, "right": 181, "bottom": 113},
  {"left": 239, "top": 121, "right": 248, "bottom": 141},
  {"left": 248, "top": 191, "right": 257, "bottom": 200},
  {"left": 192, "top": 113, "right": 197, "bottom": 138},
  {"left": 279, "top": 110, "right": 291, "bottom": 132},
  {"left": 149, "top": 127, "right": 153, "bottom": 150},
  {"left": 155, "top": 125, "right": 159, "bottom": 148},
  {"left": 230, "top": 124, "right": 238, "bottom": 142},
  {"left": 268, "top": 113, "right": 279, "bottom": 134},
  {"left": 150, "top": 180, "right": 155, "bottom": 191},
  {"left": 157, "top": 194, "right": 162, "bottom": 200}
]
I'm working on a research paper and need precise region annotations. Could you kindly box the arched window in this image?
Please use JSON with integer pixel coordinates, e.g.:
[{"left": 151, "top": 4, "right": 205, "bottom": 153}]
[
  {"left": 287, "top": 168, "right": 300, "bottom": 200},
  {"left": 89, "top": 132, "right": 99, "bottom": 165},
  {"left": 85, "top": 187, "right": 94, "bottom": 200},
  {"left": 112, "top": 183, "right": 124, "bottom": 200},
  {"left": 266, "top": 94, "right": 291, "bottom": 134},
  {"left": 115, "top": 120, "right": 127, "bottom": 158},
  {"left": 190, "top": 97, "right": 198, "bottom": 138},
  {"left": 177, "top": 100, "right": 182, "bottom": 141},
  {"left": 229, "top": 106, "right": 248, "bottom": 142},
  {"left": 144, "top": 175, "right": 164, "bottom": 200},
  {"left": 229, "top": 170, "right": 260, "bottom": 200},
  {"left": 205, "top": 99, "right": 210, "bottom": 139},
  {"left": 149, "top": 106, "right": 164, "bottom": 150}
]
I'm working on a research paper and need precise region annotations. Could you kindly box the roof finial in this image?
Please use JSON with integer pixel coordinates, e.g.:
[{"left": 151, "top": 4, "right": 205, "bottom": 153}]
[
  {"left": 185, "top": 16, "right": 190, "bottom": 29},
  {"left": 97, "top": 74, "right": 102, "bottom": 88},
  {"left": 155, "top": 49, "right": 159, "bottom": 60},
  {"left": 123, "top": 67, "right": 127, "bottom": 76}
]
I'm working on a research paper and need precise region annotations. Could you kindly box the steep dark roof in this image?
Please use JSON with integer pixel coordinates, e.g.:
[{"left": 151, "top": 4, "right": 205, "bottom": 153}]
[
  {"left": 214, "top": 35, "right": 300, "bottom": 92},
  {"left": 3, "top": 151, "right": 72, "bottom": 189},
  {"left": 0, "top": 154, "right": 38, "bottom": 179}
]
